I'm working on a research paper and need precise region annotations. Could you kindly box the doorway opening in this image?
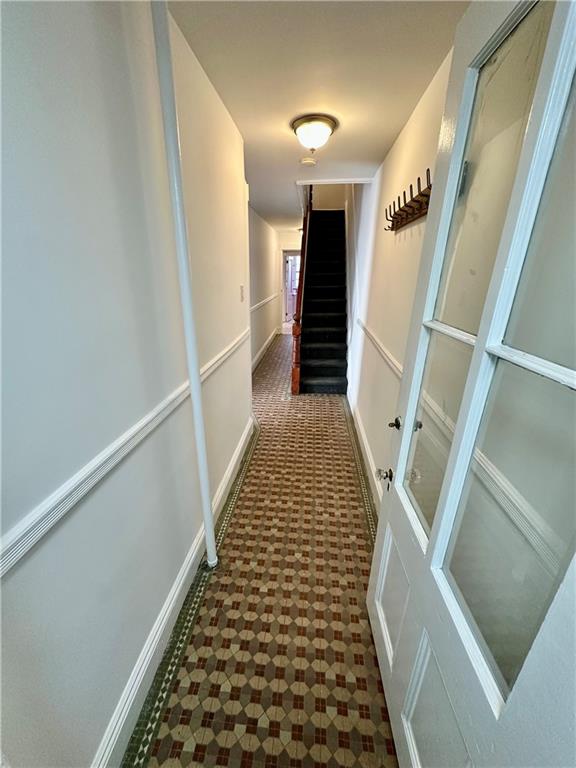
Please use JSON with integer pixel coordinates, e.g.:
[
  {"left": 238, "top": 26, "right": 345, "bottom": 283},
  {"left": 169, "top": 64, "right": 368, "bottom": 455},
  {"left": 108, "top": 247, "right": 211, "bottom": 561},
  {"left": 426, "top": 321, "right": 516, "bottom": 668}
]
[{"left": 282, "top": 250, "right": 300, "bottom": 331}]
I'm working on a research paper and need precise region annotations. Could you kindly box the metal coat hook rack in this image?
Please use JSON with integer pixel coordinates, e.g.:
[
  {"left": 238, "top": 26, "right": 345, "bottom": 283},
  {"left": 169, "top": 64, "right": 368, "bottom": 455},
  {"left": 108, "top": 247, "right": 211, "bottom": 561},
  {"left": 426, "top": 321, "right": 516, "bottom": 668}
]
[{"left": 384, "top": 168, "right": 432, "bottom": 232}]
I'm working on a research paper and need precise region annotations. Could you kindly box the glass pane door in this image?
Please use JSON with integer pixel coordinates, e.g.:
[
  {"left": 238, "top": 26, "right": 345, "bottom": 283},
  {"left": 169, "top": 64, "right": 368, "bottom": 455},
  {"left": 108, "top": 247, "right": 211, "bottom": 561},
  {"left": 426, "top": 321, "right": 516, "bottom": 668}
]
[
  {"left": 434, "top": 1, "right": 554, "bottom": 336},
  {"left": 442, "top": 77, "right": 576, "bottom": 694},
  {"left": 400, "top": 0, "right": 555, "bottom": 544},
  {"left": 404, "top": 333, "right": 473, "bottom": 532}
]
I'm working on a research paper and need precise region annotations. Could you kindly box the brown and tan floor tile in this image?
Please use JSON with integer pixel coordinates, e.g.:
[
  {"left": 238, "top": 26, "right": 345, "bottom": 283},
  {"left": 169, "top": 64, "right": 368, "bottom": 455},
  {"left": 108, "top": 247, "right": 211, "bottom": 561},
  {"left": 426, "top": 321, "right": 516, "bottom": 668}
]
[{"left": 124, "top": 335, "right": 397, "bottom": 768}]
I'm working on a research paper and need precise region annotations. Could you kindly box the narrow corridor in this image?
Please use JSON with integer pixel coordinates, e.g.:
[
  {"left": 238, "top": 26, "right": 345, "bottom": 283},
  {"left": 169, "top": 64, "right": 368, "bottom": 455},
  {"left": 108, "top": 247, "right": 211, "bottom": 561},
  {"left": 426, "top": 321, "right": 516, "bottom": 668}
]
[{"left": 123, "top": 335, "right": 398, "bottom": 768}]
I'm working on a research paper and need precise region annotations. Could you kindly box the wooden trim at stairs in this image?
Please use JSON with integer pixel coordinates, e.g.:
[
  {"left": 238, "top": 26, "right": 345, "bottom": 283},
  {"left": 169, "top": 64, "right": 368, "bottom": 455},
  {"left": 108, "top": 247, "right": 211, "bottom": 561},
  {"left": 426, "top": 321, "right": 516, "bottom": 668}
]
[{"left": 291, "top": 185, "right": 313, "bottom": 395}]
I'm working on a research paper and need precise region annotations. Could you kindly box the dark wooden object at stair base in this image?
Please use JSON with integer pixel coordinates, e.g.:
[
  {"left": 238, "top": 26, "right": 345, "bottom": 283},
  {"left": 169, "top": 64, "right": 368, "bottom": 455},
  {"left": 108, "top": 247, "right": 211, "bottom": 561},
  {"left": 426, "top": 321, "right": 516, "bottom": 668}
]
[
  {"left": 292, "top": 199, "right": 348, "bottom": 395},
  {"left": 291, "top": 186, "right": 312, "bottom": 395},
  {"left": 385, "top": 168, "right": 432, "bottom": 232}
]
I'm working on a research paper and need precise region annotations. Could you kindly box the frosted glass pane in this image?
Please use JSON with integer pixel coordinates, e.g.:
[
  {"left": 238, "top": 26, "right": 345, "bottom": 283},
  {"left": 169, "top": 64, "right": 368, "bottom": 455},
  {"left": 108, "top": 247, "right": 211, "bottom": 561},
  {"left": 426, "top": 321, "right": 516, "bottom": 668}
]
[
  {"left": 404, "top": 333, "right": 473, "bottom": 532},
  {"left": 447, "top": 361, "right": 576, "bottom": 689},
  {"left": 505, "top": 81, "right": 576, "bottom": 369},
  {"left": 435, "top": 2, "right": 554, "bottom": 335}
]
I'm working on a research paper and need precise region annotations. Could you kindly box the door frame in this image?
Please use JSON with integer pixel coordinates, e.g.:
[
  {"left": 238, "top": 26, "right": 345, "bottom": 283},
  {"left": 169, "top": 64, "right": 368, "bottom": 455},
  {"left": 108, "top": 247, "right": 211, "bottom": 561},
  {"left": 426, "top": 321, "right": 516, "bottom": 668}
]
[{"left": 283, "top": 250, "right": 300, "bottom": 323}]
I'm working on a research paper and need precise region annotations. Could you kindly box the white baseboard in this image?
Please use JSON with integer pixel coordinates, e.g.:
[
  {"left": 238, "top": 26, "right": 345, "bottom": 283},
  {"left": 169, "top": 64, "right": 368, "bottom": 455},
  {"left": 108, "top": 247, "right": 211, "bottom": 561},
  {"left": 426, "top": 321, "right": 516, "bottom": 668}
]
[
  {"left": 92, "top": 414, "right": 256, "bottom": 767},
  {"left": 211, "top": 414, "right": 255, "bottom": 520},
  {"left": 252, "top": 327, "right": 279, "bottom": 371},
  {"left": 351, "top": 405, "right": 383, "bottom": 508},
  {"left": 92, "top": 524, "right": 206, "bottom": 767}
]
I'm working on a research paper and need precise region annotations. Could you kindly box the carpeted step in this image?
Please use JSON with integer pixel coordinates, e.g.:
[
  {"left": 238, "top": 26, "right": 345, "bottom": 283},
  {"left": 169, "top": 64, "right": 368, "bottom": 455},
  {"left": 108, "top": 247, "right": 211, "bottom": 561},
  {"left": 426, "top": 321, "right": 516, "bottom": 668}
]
[
  {"left": 300, "top": 341, "right": 347, "bottom": 360},
  {"left": 301, "top": 359, "right": 347, "bottom": 377},
  {"left": 304, "top": 312, "right": 346, "bottom": 328},
  {"left": 307, "top": 247, "right": 346, "bottom": 259},
  {"left": 298, "top": 208, "right": 348, "bottom": 393},
  {"left": 306, "top": 271, "right": 346, "bottom": 285},
  {"left": 300, "top": 375, "right": 348, "bottom": 394},
  {"left": 303, "top": 298, "right": 346, "bottom": 313},
  {"left": 301, "top": 326, "right": 347, "bottom": 343},
  {"left": 304, "top": 285, "right": 346, "bottom": 300}
]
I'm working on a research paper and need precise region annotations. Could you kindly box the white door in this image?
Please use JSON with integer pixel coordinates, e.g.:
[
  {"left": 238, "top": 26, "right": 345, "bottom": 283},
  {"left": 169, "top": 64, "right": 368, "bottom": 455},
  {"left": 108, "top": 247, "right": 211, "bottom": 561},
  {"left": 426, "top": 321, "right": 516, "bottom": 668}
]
[{"left": 367, "top": 3, "right": 576, "bottom": 767}]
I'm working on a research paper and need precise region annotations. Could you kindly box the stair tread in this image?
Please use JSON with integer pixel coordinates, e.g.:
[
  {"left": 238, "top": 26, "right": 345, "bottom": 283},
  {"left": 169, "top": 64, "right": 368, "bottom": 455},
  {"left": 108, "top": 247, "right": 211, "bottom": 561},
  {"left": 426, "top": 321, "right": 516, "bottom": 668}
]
[
  {"left": 306, "top": 283, "right": 345, "bottom": 288},
  {"left": 305, "top": 312, "right": 346, "bottom": 318},
  {"left": 300, "top": 376, "right": 348, "bottom": 384},
  {"left": 305, "top": 297, "right": 345, "bottom": 301},
  {"left": 301, "top": 341, "right": 347, "bottom": 348},
  {"left": 301, "top": 358, "right": 346, "bottom": 366}
]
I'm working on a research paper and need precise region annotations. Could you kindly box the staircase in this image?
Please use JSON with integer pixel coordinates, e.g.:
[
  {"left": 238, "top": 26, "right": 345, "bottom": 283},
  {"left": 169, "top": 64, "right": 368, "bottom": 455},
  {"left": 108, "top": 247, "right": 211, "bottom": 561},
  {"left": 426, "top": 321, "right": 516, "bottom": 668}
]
[{"left": 299, "top": 210, "right": 347, "bottom": 394}]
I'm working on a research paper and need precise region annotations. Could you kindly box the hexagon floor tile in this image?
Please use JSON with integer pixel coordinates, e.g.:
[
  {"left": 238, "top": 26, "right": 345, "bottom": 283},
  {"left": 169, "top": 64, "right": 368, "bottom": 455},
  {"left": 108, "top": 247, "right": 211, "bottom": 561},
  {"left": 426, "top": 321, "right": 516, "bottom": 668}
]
[{"left": 122, "top": 335, "right": 398, "bottom": 768}]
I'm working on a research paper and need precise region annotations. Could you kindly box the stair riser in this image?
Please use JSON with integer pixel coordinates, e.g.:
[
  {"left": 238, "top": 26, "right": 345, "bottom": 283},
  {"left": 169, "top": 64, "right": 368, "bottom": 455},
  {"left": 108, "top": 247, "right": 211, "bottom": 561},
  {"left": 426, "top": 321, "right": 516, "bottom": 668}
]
[
  {"left": 307, "top": 251, "right": 345, "bottom": 262},
  {"left": 306, "top": 273, "right": 345, "bottom": 286},
  {"left": 304, "top": 315, "right": 346, "bottom": 328},
  {"left": 305, "top": 286, "right": 346, "bottom": 300},
  {"left": 300, "top": 344, "right": 347, "bottom": 360},
  {"left": 300, "top": 380, "right": 348, "bottom": 395},
  {"left": 301, "top": 363, "right": 347, "bottom": 377},
  {"left": 304, "top": 300, "right": 346, "bottom": 312},
  {"left": 308, "top": 254, "right": 346, "bottom": 272},
  {"left": 302, "top": 328, "right": 346, "bottom": 342}
]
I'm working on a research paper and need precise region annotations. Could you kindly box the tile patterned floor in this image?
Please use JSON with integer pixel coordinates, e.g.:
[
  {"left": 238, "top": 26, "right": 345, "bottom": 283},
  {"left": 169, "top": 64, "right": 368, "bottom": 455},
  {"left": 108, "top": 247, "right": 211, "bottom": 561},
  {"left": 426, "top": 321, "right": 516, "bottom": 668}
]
[{"left": 123, "top": 335, "right": 397, "bottom": 768}]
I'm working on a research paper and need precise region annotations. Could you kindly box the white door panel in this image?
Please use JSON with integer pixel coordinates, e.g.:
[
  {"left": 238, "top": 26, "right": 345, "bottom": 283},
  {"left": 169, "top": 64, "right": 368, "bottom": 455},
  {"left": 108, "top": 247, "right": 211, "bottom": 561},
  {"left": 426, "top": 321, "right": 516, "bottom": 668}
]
[{"left": 368, "top": 2, "right": 576, "bottom": 767}]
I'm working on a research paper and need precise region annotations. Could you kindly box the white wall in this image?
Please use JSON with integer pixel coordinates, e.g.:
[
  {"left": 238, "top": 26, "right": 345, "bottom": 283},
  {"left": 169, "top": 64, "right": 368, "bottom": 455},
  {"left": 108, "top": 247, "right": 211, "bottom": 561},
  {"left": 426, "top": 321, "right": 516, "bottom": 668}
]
[
  {"left": 346, "top": 53, "right": 452, "bottom": 506},
  {"left": 170, "top": 16, "right": 253, "bottom": 499},
  {"left": 278, "top": 230, "right": 302, "bottom": 251},
  {"left": 2, "top": 4, "right": 252, "bottom": 766},
  {"left": 313, "top": 183, "right": 346, "bottom": 210},
  {"left": 248, "top": 207, "right": 281, "bottom": 367}
]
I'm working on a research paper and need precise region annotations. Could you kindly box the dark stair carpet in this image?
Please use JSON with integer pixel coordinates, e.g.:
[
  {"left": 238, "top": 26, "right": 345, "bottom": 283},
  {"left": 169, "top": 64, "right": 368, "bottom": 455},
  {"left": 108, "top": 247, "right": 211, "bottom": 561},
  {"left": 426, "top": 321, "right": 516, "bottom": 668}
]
[{"left": 301, "top": 210, "right": 348, "bottom": 394}]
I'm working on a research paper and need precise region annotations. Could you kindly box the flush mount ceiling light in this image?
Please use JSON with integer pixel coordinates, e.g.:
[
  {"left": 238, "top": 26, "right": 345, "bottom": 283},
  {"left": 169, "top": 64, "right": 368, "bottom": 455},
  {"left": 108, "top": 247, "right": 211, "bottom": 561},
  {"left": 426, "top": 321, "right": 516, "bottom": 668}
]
[{"left": 291, "top": 114, "right": 338, "bottom": 153}]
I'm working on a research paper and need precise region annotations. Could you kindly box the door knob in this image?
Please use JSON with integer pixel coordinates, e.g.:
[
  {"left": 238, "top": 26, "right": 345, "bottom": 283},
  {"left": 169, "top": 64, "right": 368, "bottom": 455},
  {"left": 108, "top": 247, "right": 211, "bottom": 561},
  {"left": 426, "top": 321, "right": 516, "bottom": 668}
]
[
  {"left": 388, "top": 416, "right": 401, "bottom": 430},
  {"left": 414, "top": 420, "right": 423, "bottom": 431},
  {"left": 376, "top": 467, "right": 394, "bottom": 491}
]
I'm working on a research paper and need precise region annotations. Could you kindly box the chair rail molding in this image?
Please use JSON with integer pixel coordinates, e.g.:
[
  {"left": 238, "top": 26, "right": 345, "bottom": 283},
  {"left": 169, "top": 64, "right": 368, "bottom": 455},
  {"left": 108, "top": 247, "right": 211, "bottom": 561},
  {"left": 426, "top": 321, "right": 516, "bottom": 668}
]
[
  {"left": 0, "top": 329, "right": 251, "bottom": 578},
  {"left": 250, "top": 293, "right": 279, "bottom": 313},
  {"left": 200, "top": 328, "right": 250, "bottom": 382},
  {"left": 357, "top": 319, "right": 404, "bottom": 379}
]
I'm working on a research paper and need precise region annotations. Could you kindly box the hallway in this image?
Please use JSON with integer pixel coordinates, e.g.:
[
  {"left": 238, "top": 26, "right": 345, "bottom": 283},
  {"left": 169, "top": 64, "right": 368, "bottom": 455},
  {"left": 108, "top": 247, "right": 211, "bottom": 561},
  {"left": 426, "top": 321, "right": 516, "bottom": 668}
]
[{"left": 124, "top": 335, "right": 397, "bottom": 768}]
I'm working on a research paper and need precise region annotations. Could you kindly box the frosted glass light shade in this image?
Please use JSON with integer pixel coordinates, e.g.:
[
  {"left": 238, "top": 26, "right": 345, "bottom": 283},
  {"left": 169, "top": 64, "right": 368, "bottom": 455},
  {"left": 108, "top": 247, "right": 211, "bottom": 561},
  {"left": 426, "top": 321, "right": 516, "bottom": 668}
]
[{"left": 291, "top": 115, "right": 337, "bottom": 152}]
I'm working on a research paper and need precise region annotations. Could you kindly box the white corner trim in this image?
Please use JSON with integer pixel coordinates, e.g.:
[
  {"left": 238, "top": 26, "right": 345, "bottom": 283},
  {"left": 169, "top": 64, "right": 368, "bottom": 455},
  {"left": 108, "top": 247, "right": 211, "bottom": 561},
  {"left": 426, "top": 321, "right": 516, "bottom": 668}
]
[
  {"left": 1, "top": 330, "right": 252, "bottom": 578},
  {"left": 0, "top": 382, "right": 190, "bottom": 579},
  {"left": 211, "top": 414, "right": 255, "bottom": 519},
  {"left": 252, "top": 327, "right": 279, "bottom": 371},
  {"left": 200, "top": 327, "right": 250, "bottom": 382},
  {"left": 92, "top": 524, "right": 206, "bottom": 767},
  {"left": 250, "top": 293, "right": 279, "bottom": 314},
  {"left": 357, "top": 319, "right": 403, "bottom": 379},
  {"left": 351, "top": 406, "right": 383, "bottom": 507}
]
